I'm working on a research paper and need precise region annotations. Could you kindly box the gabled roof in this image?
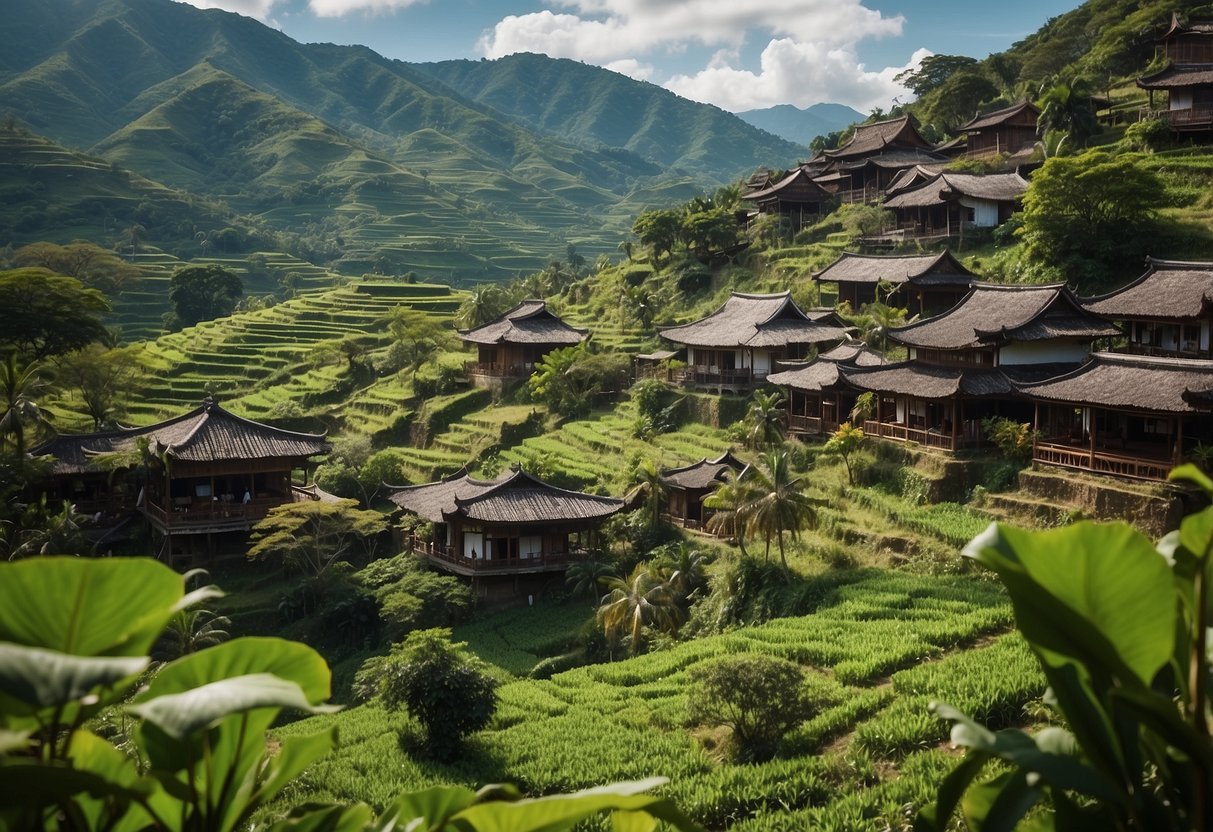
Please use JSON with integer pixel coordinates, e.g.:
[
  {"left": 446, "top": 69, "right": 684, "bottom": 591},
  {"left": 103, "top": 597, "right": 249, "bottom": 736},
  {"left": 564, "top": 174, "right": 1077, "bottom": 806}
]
[
  {"left": 459, "top": 300, "right": 588, "bottom": 346},
  {"left": 660, "top": 450, "right": 748, "bottom": 490},
  {"left": 33, "top": 398, "right": 330, "bottom": 475},
  {"left": 813, "top": 250, "right": 977, "bottom": 287},
  {"left": 659, "top": 291, "right": 849, "bottom": 348},
  {"left": 1138, "top": 65, "right": 1213, "bottom": 88},
  {"left": 740, "top": 167, "right": 832, "bottom": 202},
  {"left": 1083, "top": 257, "right": 1213, "bottom": 320},
  {"left": 387, "top": 467, "right": 623, "bottom": 524},
  {"left": 767, "top": 341, "right": 885, "bottom": 391},
  {"left": 820, "top": 116, "right": 933, "bottom": 161},
  {"left": 1156, "top": 13, "right": 1213, "bottom": 42},
  {"left": 883, "top": 172, "right": 1029, "bottom": 209},
  {"left": 890, "top": 283, "right": 1118, "bottom": 350},
  {"left": 934, "top": 135, "right": 968, "bottom": 156},
  {"left": 885, "top": 164, "right": 949, "bottom": 193},
  {"left": 841, "top": 361, "right": 1074, "bottom": 400},
  {"left": 1018, "top": 352, "right": 1213, "bottom": 413},
  {"left": 958, "top": 101, "right": 1040, "bottom": 133}
]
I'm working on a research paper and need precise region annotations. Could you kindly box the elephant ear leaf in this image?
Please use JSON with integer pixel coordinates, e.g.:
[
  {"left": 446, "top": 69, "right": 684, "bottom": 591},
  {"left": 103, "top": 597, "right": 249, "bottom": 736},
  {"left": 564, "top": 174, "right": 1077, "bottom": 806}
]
[{"left": 0, "top": 644, "right": 148, "bottom": 714}]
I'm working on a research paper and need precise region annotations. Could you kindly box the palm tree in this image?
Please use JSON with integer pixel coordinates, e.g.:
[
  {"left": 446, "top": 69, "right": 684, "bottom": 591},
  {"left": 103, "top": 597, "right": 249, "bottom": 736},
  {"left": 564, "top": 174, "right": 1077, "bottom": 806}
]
[
  {"left": 655, "top": 542, "right": 711, "bottom": 605},
  {"left": 0, "top": 354, "right": 52, "bottom": 463},
  {"left": 744, "top": 390, "right": 787, "bottom": 450},
  {"left": 566, "top": 557, "right": 617, "bottom": 601},
  {"left": 1036, "top": 77, "right": 1099, "bottom": 156},
  {"left": 744, "top": 449, "right": 817, "bottom": 570},
  {"left": 861, "top": 301, "right": 907, "bottom": 358},
  {"left": 153, "top": 607, "right": 231, "bottom": 661},
  {"left": 703, "top": 469, "right": 760, "bottom": 558},
  {"left": 626, "top": 458, "right": 668, "bottom": 529},
  {"left": 596, "top": 564, "right": 685, "bottom": 657},
  {"left": 456, "top": 284, "right": 506, "bottom": 329}
]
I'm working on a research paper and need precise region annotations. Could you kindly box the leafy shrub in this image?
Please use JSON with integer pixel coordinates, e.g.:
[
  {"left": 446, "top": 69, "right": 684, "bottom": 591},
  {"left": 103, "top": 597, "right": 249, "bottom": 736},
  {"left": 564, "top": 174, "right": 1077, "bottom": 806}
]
[
  {"left": 1122, "top": 117, "right": 1171, "bottom": 153},
  {"left": 980, "top": 416, "right": 1035, "bottom": 465}
]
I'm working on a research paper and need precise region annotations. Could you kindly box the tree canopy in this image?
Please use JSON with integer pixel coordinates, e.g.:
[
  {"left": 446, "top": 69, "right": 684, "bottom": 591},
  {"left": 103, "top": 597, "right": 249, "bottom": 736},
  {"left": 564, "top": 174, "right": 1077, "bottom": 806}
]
[
  {"left": 13, "top": 241, "right": 141, "bottom": 295},
  {"left": 166, "top": 264, "right": 243, "bottom": 330},
  {"left": 0, "top": 267, "right": 112, "bottom": 360}
]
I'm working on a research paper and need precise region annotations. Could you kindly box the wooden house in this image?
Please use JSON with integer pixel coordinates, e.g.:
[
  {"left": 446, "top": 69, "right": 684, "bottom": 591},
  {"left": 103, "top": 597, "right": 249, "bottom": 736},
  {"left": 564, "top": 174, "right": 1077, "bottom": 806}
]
[
  {"left": 804, "top": 117, "right": 945, "bottom": 202},
  {"left": 33, "top": 398, "right": 330, "bottom": 563},
  {"left": 843, "top": 284, "right": 1118, "bottom": 451},
  {"left": 1021, "top": 353, "right": 1213, "bottom": 481},
  {"left": 460, "top": 300, "right": 588, "bottom": 386},
  {"left": 767, "top": 342, "right": 885, "bottom": 437},
  {"left": 740, "top": 168, "right": 833, "bottom": 229},
  {"left": 387, "top": 467, "right": 624, "bottom": 576},
  {"left": 1139, "top": 13, "right": 1213, "bottom": 132},
  {"left": 1082, "top": 257, "right": 1213, "bottom": 358},
  {"left": 813, "top": 250, "right": 976, "bottom": 315},
  {"left": 882, "top": 172, "right": 1028, "bottom": 242},
  {"left": 658, "top": 292, "right": 850, "bottom": 392},
  {"left": 956, "top": 101, "right": 1040, "bottom": 157},
  {"left": 660, "top": 450, "right": 748, "bottom": 530}
]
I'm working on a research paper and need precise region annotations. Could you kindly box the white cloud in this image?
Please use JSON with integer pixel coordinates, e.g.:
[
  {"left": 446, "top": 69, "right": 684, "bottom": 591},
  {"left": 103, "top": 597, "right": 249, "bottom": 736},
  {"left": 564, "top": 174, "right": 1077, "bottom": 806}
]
[
  {"left": 174, "top": 0, "right": 281, "bottom": 21},
  {"left": 308, "top": 0, "right": 428, "bottom": 18},
  {"left": 666, "top": 42, "right": 931, "bottom": 113},
  {"left": 603, "top": 58, "right": 655, "bottom": 81}
]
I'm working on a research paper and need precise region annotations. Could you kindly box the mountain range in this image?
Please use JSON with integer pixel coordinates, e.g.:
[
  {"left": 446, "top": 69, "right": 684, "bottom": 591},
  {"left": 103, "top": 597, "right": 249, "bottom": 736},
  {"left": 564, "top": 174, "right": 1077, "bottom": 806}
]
[{"left": 736, "top": 104, "right": 868, "bottom": 147}]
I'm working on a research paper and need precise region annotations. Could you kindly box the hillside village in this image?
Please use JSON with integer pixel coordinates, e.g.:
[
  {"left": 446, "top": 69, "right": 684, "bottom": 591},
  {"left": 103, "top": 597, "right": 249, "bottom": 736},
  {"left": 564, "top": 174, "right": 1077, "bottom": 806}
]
[{"left": 3, "top": 2, "right": 1213, "bottom": 831}]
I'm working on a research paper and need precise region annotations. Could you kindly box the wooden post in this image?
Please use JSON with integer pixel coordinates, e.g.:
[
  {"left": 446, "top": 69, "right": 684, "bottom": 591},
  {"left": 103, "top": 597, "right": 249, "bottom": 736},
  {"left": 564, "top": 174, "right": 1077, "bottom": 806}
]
[
  {"left": 952, "top": 400, "right": 960, "bottom": 450},
  {"left": 1089, "top": 408, "right": 1098, "bottom": 468},
  {"left": 1175, "top": 416, "right": 1184, "bottom": 465}
]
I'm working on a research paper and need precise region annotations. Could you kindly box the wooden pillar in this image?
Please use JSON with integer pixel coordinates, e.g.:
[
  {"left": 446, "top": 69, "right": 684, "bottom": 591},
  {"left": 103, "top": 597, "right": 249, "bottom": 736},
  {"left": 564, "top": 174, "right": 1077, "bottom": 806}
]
[
  {"left": 1032, "top": 402, "right": 1040, "bottom": 462},
  {"left": 1175, "top": 416, "right": 1184, "bottom": 465},
  {"left": 1089, "top": 408, "right": 1098, "bottom": 467},
  {"left": 951, "top": 400, "right": 960, "bottom": 449}
]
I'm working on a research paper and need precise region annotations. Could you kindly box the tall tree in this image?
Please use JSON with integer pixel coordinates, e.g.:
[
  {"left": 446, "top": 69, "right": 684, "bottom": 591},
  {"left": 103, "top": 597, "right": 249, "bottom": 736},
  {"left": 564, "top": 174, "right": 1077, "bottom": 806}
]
[
  {"left": 0, "top": 268, "right": 112, "bottom": 360},
  {"left": 895, "top": 54, "right": 979, "bottom": 98},
  {"left": 626, "top": 458, "right": 669, "bottom": 529},
  {"left": 743, "top": 390, "right": 787, "bottom": 450},
  {"left": 166, "top": 265, "right": 243, "bottom": 330},
  {"left": 456, "top": 284, "right": 509, "bottom": 329},
  {"left": 703, "top": 469, "right": 760, "bottom": 558},
  {"left": 247, "top": 499, "right": 387, "bottom": 577},
  {"left": 631, "top": 209, "right": 681, "bottom": 264},
  {"left": 1036, "top": 77, "right": 1099, "bottom": 155},
  {"left": 743, "top": 449, "right": 817, "bottom": 569},
  {"left": 382, "top": 305, "right": 454, "bottom": 384},
  {"left": 52, "top": 344, "right": 142, "bottom": 430},
  {"left": 13, "top": 241, "right": 141, "bottom": 295},
  {"left": 0, "top": 354, "right": 52, "bottom": 461},
  {"left": 596, "top": 564, "right": 685, "bottom": 656}
]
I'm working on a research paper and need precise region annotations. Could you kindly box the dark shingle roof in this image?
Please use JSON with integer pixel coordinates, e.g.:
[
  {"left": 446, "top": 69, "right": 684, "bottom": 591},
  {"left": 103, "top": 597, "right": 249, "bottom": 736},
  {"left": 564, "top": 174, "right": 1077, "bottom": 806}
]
[
  {"left": 388, "top": 468, "right": 624, "bottom": 524},
  {"left": 1018, "top": 352, "right": 1213, "bottom": 413},
  {"left": 883, "top": 172, "right": 1028, "bottom": 209},
  {"left": 957, "top": 101, "right": 1040, "bottom": 132},
  {"left": 813, "top": 250, "right": 976, "bottom": 287},
  {"left": 740, "top": 168, "right": 831, "bottom": 202},
  {"left": 459, "top": 300, "right": 588, "bottom": 346},
  {"left": 891, "top": 283, "right": 1118, "bottom": 350},
  {"left": 767, "top": 342, "right": 885, "bottom": 391},
  {"left": 661, "top": 451, "right": 747, "bottom": 490},
  {"left": 1083, "top": 257, "right": 1213, "bottom": 320},
  {"left": 33, "top": 399, "right": 329, "bottom": 475},
  {"left": 1138, "top": 65, "right": 1213, "bottom": 88},
  {"left": 822, "top": 116, "right": 933, "bottom": 160},
  {"left": 841, "top": 362, "right": 1073, "bottom": 400},
  {"left": 659, "top": 292, "right": 848, "bottom": 348}
]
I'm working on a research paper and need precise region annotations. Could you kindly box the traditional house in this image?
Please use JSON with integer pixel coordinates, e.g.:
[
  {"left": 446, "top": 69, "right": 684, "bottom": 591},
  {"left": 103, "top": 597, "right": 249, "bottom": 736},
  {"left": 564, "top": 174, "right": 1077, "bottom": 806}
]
[
  {"left": 658, "top": 291, "right": 850, "bottom": 392},
  {"left": 387, "top": 466, "right": 624, "bottom": 577},
  {"left": 843, "top": 283, "right": 1118, "bottom": 451},
  {"left": 882, "top": 172, "right": 1028, "bottom": 241},
  {"left": 1139, "top": 13, "right": 1213, "bottom": 133},
  {"left": 460, "top": 300, "right": 588, "bottom": 387},
  {"left": 660, "top": 450, "right": 748, "bottom": 530},
  {"left": 813, "top": 250, "right": 977, "bottom": 315},
  {"left": 956, "top": 101, "right": 1040, "bottom": 157},
  {"left": 767, "top": 342, "right": 885, "bottom": 437},
  {"left": 1082, "top": 257, "right": 1213, "bottom": 358},
  {"left": 1021, "top": 352, "right": 1213, "bottom": 481},
  {"left": 740, "top": 168, "right": 834, "bottom": 228},
  {"left": 33, "top": 398, "right": 330, "bottom": 562},
  {"left": 803, "top": 117, "right": 947, "bottom": 203}
]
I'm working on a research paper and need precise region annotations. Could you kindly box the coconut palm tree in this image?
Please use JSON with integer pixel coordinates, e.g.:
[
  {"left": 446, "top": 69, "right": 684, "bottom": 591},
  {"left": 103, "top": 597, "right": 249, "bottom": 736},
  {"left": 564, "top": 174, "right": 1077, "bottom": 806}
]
[
  {"left": 626, "top": 458, "right": 669, "bottom": 529},
  {"left": 655, "top": 542, "right": 711, "bottom": 606},
  {"left": 596, "top": 564, "right": 685, "bottom": 657},
  {"left": 153, "top": 607, "right": 232, "bottom": 662},
  {"left": 566, "top": 557, "right": 618, "bottom": 601},
  {"left": 1036, "top": 77, "right": 1099, "bottom": 156},
  {"left": 456, "top": 284, "right": 507, "bottom": 329},
  {"left": 743, "top": 390, "right": 787, "bottom": 450},
  {"left": 0, "top": 354, "right": 52, "bottom": 463},
  {"left": 744, "top": 449, "right": 817, "bottom": 570},
  {"left": 703, "top": 469, "right": 760, "bottom": 558}
]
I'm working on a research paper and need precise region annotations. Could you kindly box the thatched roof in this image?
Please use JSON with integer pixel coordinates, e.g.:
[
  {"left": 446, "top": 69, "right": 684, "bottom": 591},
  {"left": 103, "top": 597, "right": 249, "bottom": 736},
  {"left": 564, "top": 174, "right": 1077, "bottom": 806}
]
[
  {"left": 659, "top": 292, "right": 849, "bottom": 348},
  {"left": 813, "top": 250, "right": 976, "bottom": 287},
  {"left": 740, "top": 168, "right": 832, "bottom": 202},
  {"left": 821, "top": 116, "right": 933, "bottom": 160},
  {"left": 387, "top": 467, "right": 624, "bottom": 525},
  {"left": 660, "top": 451, "right": 747, "bottom": 490},
  {"left": 841, "top": 361, "right": 1075, "bottom": 400},
  {"left": 1018, "top": 352, "right": 1213, "bottom": 413},
  {"left": 958, "top": 101, "right": 1040, "bottom": 133},
  {"left": 1083, "top": 257, "right": 1213, "bottom": 320},
  {"left": 891, "top": 283, "right": 1118, "bottom": 350},
  {"left": 33, "top": 398, "right": 329, "bottom": 475},
  {"left": 883, "top": 172, "right": 1028, "bottom": 209},
  {"left": 767, "top": 342, "right": 884, "bottom": 391},
  {"left": 1156, "top": 13, "right": 1213, "bottom": 41},
  {"left": 1138, "top": 65, "right": 1213, "bottom": 88},
  {"left": 459, "top": 300, "right": 588, "bottom": 346}
]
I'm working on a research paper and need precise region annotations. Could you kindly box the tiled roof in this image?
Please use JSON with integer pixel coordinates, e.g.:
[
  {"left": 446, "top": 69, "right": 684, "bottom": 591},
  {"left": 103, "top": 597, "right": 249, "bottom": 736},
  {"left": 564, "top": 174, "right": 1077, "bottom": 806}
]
[
  {"left": 841, "top": 362, "right": 1073, "bottom": 399},
  {"left": 1083, "top": 257, "right": 1213, "bottom": 320},
  {"left": 958, "top": 101, "right": 1040, "bottom": 132},
  {"left": 388, "top": 468, "right": 624, "bottom": 524},
  {"left": 33, "top": 399, "right": 329, "bottom": 475},
  {"left": 822, "top": 116, "right": 932, "bottom": 160},
  {"left": 1138, "top": 65, "right": 1213, "bottom": 88},
  {"left": 767, "top": 342, "right": 884, "bottom": 391},
  {"left": 659, "top": 292, "right": 849, "bottom": 348},
  {"left": 1018, "top": 352, "right": 1213, "bottom": 413},
  {"left": 661, "top": 451, "right": 747, "bottom": 490},
  {"left": 891, "top": 283, "right": 1117, "bottom": 350},
  {"left": 883, "top": 172, "right": 1028, "bottom": 209},
  {"left": 740, "top": 168, "right": 831, "bottom": 201},
  {"left": 459, "top": 300, "right": 588, "bottom": 346},
  {"left": 813, "top": 250, "right": 976, "bottom": 287}
]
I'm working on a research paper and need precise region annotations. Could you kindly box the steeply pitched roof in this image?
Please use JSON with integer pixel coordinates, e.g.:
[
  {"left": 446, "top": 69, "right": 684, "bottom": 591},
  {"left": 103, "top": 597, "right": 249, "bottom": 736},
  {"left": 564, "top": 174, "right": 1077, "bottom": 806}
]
[
  {"left": 459, "top": 300, "right": 588, "bottom": 346},
  {"left": 659, "top": 292, "right": 849, "bottom": 348},
  {"left": 813, "top": 250, "right": 976, "bottom": 287},
  {"left": 767, "top": 342, "right": 885, "bottom": 391},
  {"left": 740, "top": 168, "right": 831, "bottom": 202},
  {"left": 1156, "top": 12, "right": 1213, "bottom": 41},
  {"left": 387, "top": 467, "right": 624, "bottom": 524},
  {"left": 890, "top": 283, "right": 1118, "bottom": 350},
  {"left": 33, "top": 399, "right": 330, "bottom": 475},
  {"left": 1018, "top": 352, "right": 1213, "bottom": 413},
  {"left": 821, "top": 116, "right": 933, "bottom": 160},
  {"left": 883, "top": 172, "right": 1028, "bottom": 209},
  {"left": 958, "top": 101, "right": 1040, "bottom": 133},
  {"left": 660, "top": 451, "right": 747, "bottom": 490},
  {"left": 1084, "top": 257, "right": 1213, "bottom": 321}
]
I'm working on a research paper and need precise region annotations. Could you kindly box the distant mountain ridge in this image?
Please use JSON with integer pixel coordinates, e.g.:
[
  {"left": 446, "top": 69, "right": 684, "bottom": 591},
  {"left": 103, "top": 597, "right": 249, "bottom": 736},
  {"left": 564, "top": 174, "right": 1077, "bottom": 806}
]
[{"left": 735, "top": 103, "right": 867, "bottom": 148}]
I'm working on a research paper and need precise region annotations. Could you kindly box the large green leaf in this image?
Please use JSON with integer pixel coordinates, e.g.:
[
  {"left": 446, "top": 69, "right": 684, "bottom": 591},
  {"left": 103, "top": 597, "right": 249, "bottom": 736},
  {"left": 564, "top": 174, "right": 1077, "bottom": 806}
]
[
  {"left": 141, "top": 636, "right": 332, "bottom": 703},
  {"left": 128, "top": 673, "right": 339, "bottom": 740},
  {"left": 0, "top": 557, "right": 183, "bottom": 657},
  {"left": 0, "top": 643, "right": 147, "bottom": 711},
  {"left": 376, "top": 784, "right": 479, "bottom": 831},
  {"left": 1170, "top": 463, "right": 1213, "bottom": 498},
  {"left": 964, "top": 522, "right": 1174, "bottom": 685},
  {"left": 252, "top": 727, "right": 341, "bottom": 810},
  {"left": 266, "top": 803, "right": 375, "bottom": 832},
  {"left": 450, "top": 779, "right": 703, "bottom": 832}
]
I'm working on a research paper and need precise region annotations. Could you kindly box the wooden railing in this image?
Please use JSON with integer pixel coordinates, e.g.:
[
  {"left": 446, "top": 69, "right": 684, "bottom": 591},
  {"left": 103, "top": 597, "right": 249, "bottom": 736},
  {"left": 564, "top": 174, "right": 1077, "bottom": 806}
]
[
  {"left": 410, "top": 537, "right": 585, "bottom": 573},
  {"left": 143, "top": 494, "right": 299, "bottom": 528},
  {"left": 1121, "top": 343, "right": 1211, "bottom": 359},
  {"left": 685, "top": 367, "right": 760, "bottom": 386},
  {"left": 863, "top": 420, "right": 956, "bottom": 451},
  {"left": 1033, "top": 441, "right": 1174, "bottom": 482},
  {"left": 465, "top": 361, "right": 533, "bottom": 378},
  {"left": 1142, "top": 107, "right": 1213, "bottom": 128},
  {"left": 788, "top": 414, "right": 823, "bottom": 435}
]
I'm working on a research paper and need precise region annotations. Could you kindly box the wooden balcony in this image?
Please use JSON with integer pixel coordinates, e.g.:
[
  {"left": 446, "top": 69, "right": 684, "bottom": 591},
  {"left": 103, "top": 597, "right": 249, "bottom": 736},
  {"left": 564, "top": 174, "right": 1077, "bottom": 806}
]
[
  {"left": 142, "top": 486, "right": 317, "bottom": 534},
  {"left": 788, "top": 414, "right": 824, "bottom": 436},
  {"left": 410, "top": 537, "right": 586, "bottom": 576},
  {"left": 681, "top": 366, "right": 763, "bottom": 390},
  {"left": 1142, "top": 107, "right": 1213, "bottom": 130},
  {"left": 1033, "top": 441, "right": 1174, "bottom": 482},
  {"left": 863, "top": 420, "right": 957, "bottom": 451},
  {"left": 464, "top": 360, "right": 533, "bottom": 379}
]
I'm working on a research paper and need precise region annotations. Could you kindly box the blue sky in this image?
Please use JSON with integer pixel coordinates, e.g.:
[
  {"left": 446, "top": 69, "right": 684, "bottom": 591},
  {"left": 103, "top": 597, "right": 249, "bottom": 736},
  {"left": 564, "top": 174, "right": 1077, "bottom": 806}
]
[{"left": 180, "top": 0, "right": 1078, "bottom": 112}]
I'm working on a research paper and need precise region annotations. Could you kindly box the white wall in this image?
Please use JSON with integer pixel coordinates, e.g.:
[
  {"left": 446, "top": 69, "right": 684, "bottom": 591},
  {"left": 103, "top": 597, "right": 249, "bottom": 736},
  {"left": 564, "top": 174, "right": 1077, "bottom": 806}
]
[
  {"left": 999, "top": 339, "right": 1091, "bottom": 366},
  {"left": 1172, "top": 89, "right": 1194, "bottom": 110},
  {"left": 463, "top": 532, "right": 483, "bottom": 559},
  {"left": 959, "top": 197, "right": 1000, "bottom": 228},
  {"left": 752, "top": 350, "right": 771, "bottom": 374},
  {"left": 521, "top": 535, "right": 542, "bottom": 558}
]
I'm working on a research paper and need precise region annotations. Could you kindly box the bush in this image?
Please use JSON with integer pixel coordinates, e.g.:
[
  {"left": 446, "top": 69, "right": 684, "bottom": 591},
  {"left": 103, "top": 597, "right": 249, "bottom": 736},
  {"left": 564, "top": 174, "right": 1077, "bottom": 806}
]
[
  {"left": 981, "top": 416, "right": 1035, "bottom": 465},
  {"left": 380, "top": 628, "right": 499, "bottom": 759},
  {"left": 1122, "top": 118, "right": 1172, "bottom": 153},
  {"left": 688, "top": 654, "right": 821, "bottom": 762}
]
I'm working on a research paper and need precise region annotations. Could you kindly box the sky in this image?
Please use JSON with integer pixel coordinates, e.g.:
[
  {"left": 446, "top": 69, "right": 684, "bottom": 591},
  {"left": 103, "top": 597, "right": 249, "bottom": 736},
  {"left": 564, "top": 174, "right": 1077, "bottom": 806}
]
[{"left": 177, "top": 0, "right": 1080, "bottom": 113}]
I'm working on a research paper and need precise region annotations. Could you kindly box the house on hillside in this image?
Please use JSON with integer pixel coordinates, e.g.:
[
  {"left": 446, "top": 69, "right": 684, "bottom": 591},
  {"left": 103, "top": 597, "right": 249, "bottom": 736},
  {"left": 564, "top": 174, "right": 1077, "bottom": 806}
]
[
  {"left": 1139, "top": 13, "right": 1213, "bottom": 133},
  {"left": 843, "top": 283, "right": 1118, "bottom": 451},
  {"left": 956, "top": 101, "right": 1040, "bottom": 158},
  {"left": 882, "top": 171, "right": 1028, "bottom": 242},
  {"left": 813, "top": 250, "right": 976, "bottom": 315},
  {"left": 386, "top": 466, "right": 625, "bottom": 581},
  {"left": 1082, "top": 257, "right": 1213, "bottom": 358},
  {"left": 660, "top": 450, "right": 748, "bottom": 530},
  {"left": 767, "top": 342, "right": 885, "bottom": 438},
  {"left": 740, "top": 168, "right": 834, "bottom": 229},
  {"left": 658, "top": 291, "right": 850, "bottom": 393},
  {"left": 460, "top": 300, "right": 587, "bottom": 388},
  {"left": 803, "top": 117, "right": 946, "bottom": 203},
  {"left": 33, "top": 397, "right": 331, "bottom": 565}
]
